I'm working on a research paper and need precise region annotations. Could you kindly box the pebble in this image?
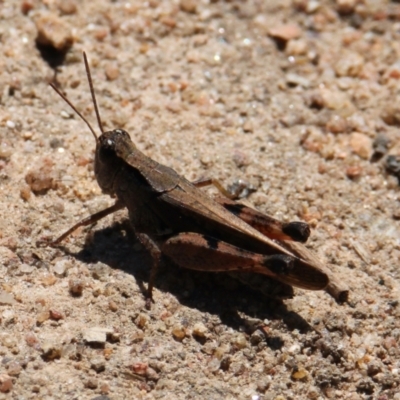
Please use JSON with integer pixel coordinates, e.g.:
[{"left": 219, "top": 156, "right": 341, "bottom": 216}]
[
  {"left": 326, "top": 115, "right": 349, "bottom": 134},
  {"left": 58, "top": 0, "right": 77, "bottom": 15},
  {"left": 286, "top": 73, "right": 310, "bottom": 88},
  {"left": 0, "top": 142, "right": 13, "bottom": 159},
  {"left": 36, "top": 311, "right": 50, "bottom": 325},
  {"left": 335, "top": 51, "right": 364, "bottom": 77},
  {"left": 25, "top": 332, "right": 40, "bottom": 348},
  {"left": 381, "top": 104, "right": 400, "bottom": 126},
  {"left": 35, "top": 12, "right": 74, "bottom": 51},
  {"left": 372, "top": 134, "right": 390, "bottom": 160},
  {"left": 180, "top": 0, "right": 197, "bottom": 13},
  {"left": 83, "top": 327, "right": 113, "bottom": 344},
  {"left": 135, "top": 313, "right": 149, "bottom": 329},
  {"left": 336, "top": 0, "right": 357, "bottom": 14},
  {"left": 192, "top": 322, "right": 208, "bottom": 339},
  {"left": 0, "top": 375, "right": 12, "bottom": 393},
  {"left": 41, "top": 341, "right": 62, "bottom": 361},
  {"left": 85, "top": 378, "right": 98, "bottom": 389},
  {"left": 172, "top": 324, "right": 186, "bottom": 341},
  {"left": 91, "top": 357, "right": 106, "bottom": 373},
  {"left": 105, "top": 63, "right": 119, "bottom": 81},
  {"left": 292, "top": 366, "right": 309, "bottom": 380},
  {"left": 233, "top": 333, "right": 247, "bottom": 349},
  {"left": 208, "top": 357, "right": 221, "bottom": 373},
  {"left": 268, "top": 24, "right": 302, "bottom": 42},
  {"left": 0, "top": 292, "right": 16, "bottom": 305},
  {"left": 350, "top": 132, "right": 372, "bottom": 159},
  {"left": 25, "top": 159, "right": 55, "bottom": 194},
  {"left": 69, "top": 278, "right": 84, "bottom": 296},
  {"left": 91, "top": 262, "right": 110, "bottom": 280},
  {"left": 49, "top": 309, "right": 64, "bottom": 321},
  {"left": 53, "top": 259, "right": 71, "bottom": 276}
]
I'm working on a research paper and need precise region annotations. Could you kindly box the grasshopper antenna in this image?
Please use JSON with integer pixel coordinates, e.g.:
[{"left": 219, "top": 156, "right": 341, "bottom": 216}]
[
  {"left": 49, "top": 53, "right": 102, "bottom": 143},
  {"left": 83, "top": 51, "right": 104, "bottom": 135}
]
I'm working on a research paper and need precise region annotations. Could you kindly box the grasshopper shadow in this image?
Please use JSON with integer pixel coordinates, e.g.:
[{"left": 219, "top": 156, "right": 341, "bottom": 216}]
[{"left": 67, "top": 220, "right": 312, "bottom": 335}]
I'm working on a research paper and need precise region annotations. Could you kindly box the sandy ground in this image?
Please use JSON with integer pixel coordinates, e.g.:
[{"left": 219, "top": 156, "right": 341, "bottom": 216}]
[{"left": 0, "top": 0, "right": 400, "bottom": 399}]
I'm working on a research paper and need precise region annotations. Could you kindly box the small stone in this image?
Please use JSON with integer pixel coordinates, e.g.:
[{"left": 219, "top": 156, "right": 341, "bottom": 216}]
[
  {"left": 250, "top": 330, "right": 264, "bottom": 346},
  {"left": 146, "top": 367, "right": 159, "bottom": 381},
  {"left": 85, "top": 378, "right": 98, "bottom": 389},
  {"left": 180, "top": 0, "right": 196, "bottom": 13},
  {"left": 292, "top": 366, "right": 308, "bottom": 380},
  {"left": 49, "top": 309, "right": 63, "bottom": 320},
  {"left": 25, "top": 166, "right": 55, "bottom": 194},
  {"left": 242, "top": 120, "right": 254, "bottom": 132},
  {"left": 7, "top": 361, "right": 22, "bottom": 376},
  {"left": 20, "top": 184, "right": 31, "bottom": 201},
  {"left": 371, "top": 134, "right": 390, "bottom": 161},
  {"left": 132, "top": 362, "right": 147, "bottom": 376},
  {"left": 135, "top": 313, "right": 149, "bottom": 329},
  {"left": 207, "top": 357, "right": 221, "bottom": 372},
  {"left": 25, "top": 332, "right": 39, "bottom": 348},
  {"left": 0, "top": 375, "right": 12, "bottom": 393},
  {"left": 367, "top": 360, "right": 382, "bottom": 376},
  {"left": 83, "top": 327, "right": 113, "bottom": 344},
  {"left": 326, "top": 115, "right": 348, "bottom": 134},
  {"left": 350, "top": 132, "right": 372, "bottom": 159},
  {"left": 336, "top": 0, "right": 357, "bottom": 14},
  {"left": 381, "top": 104, "right": 400, "bottom": 126},
  {"left": 286, "top": 73, "right": 310, "bottom": 88},
  {"left": 0, "top": 292, "right": 16, "bottom": 305},
  {"left": 69, "top": 278, "right": 84, "bottom": 296},
  {"left": 91, "top": 262, "right": 110, "bottom": 280},
  {"left": 108, "top": 300, "right": 118, "bottom": 312},
  {"left": 0, "top": 142, "right": 13, "bottom": 159},
  {"left": 385, "top": 155, "right": 400, "bottom": 179},
  {"left": 269, "top": 24, "right": 302, "bottom": 42},
  {"left": 192, "top": 322, "right": 208, "bottom": 339},
  {"left": 58, "top": 0, "right": 77, "bottom": 15},
  {"left": 257, "top": 377, "right": 271, "bottom": 392},
  {"left": 172, "top": 324, "right": 186, "bottom": 341},
  {"left": 35, "top": 12, "right": 74, "bottom": 51},
  {"left": 53, "top": 259, "right": 70, "bottom": 276},
  {"left": 346, "top": 165, "right": 362, "bottom": 180},
  {"left": 36, "top": 311, "right": 50, "bottom": 325},
  {"left": 214, "top": 344, "right": 230, "bottom": 359},
  {"left": 41, "top": 274, "right": 57, "bottom": 286},
  {"left": 91, "top": 357, "right": 106, "bottom": 373},
  {"left": 105, "top": 63, "right": 119, "bottom": 81},
  {"left": 233, "top": 333, "right": 247, "bottom": 349},
  {"left": 21, "top": 1, "right": 35, "bottom": 15},
  {"left": 335, "top": 51, "right": 364, "bottom": 77},
  {"left": 41, "top": 341, "right": 62, "bottom": 361},
  {"left": 383, "top": 337, "right": 396, "bottom": 350}
]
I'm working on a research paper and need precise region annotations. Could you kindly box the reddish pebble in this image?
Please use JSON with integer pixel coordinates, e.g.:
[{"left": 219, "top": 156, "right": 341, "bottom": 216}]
[
  {"left": 49, "top": 309, "right": 64, "bottom": 320},
  {"left": 268, "top": 24, "right": 301, "bottom": 41},
  {"left": 0, "top": 376, "right": 12, "bottom": 393},
  {"left": 132, "top": 362, "right": 147, "bottom": 375}
]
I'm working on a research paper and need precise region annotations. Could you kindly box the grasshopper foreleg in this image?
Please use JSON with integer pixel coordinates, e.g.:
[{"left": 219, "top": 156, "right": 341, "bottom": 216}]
[{"left": 51, "top": 200, "right": 125, "bottom": 245}]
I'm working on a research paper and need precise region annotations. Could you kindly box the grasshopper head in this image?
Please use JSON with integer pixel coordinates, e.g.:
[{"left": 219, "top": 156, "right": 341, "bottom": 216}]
[
  {"left": 50, "top": 53, "right": 137, "bottom": 197},
  {"left": 95, "top": 129, "right": 136, "bottom": 194}
]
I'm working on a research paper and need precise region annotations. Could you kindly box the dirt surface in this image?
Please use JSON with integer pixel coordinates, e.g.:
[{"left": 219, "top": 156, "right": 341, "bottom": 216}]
[{"left": 0, "top": 0, "right": 400, "bottom": 399}]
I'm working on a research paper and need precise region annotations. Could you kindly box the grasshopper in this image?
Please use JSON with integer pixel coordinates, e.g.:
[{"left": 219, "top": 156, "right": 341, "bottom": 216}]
[{"left": 49, "top": 53, "right": 347, "bottom": 305}]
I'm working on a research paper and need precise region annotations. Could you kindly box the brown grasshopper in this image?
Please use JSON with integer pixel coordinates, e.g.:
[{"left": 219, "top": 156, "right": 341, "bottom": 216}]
[{"left": 48, "top": 53, "right": 347, "bottom": 305}]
